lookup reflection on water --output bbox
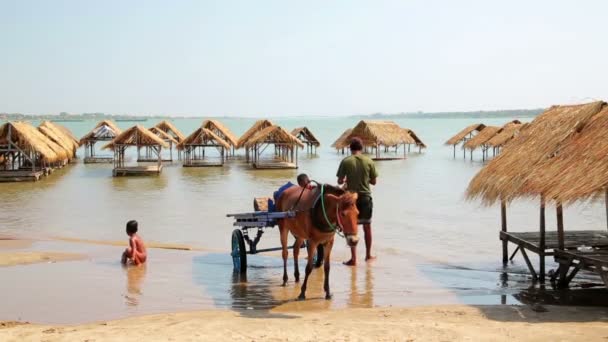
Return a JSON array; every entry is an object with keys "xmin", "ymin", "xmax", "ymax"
[
  {"xmin": 124, "ymin": 265, "xmax": 147, "ymax": 306},
  {"xmin": 349, "ymin": 265, "xmax": 374, "ymax": 307}
]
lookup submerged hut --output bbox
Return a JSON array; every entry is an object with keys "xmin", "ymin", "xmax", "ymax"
[
  {"xmin": 202, "ymin": 120, "xmax": 238, "ymax": 157},
  {"xmin": 347, "ymin": 120, "xmax": 415, "ymax": 160},
  {"xmin": 177, "ymin": 127, "xmax": 231, "ymax": 167},
  {"xmin": 154, "ymin": 120, "xmax": 185, "ymax": 160},
  {"xmin": 445, "ymin": 123, "xmax": 487, "ymax": 158},
  {"xmin": 244, "ymin": 125, "xmax": 304, "ymax": 169},
  {"xmin": 237, "ymin": 120, "xmax": 273, "ymax": 162},
  {"xmin": 79, "ymin": 120, "xmax": 122, "ymax": 163},
  {"xmin": 103, "ymin": 125, "xmax": 169, "ymax": 177},
  {"xmin": 401, "ymin": 128, "xmax": 426, "ymax": 153},
  {"xmin": 144, "ymin": 126, "xmax": 179, "ymax": 162},
  {"xmin": 464, "ymin": 120, "xmax": 521, "ymax": 161},
  {"xmin": 331, "ymin": 128, "xmax": 353, "ymax": 154},
  {"xmin": 0, "ymin": 122, "xmax": 63, "ymax": 181},
  {"xmin": 291, "ymin": 127, "xmax": 320, "ymax": 154},
  {"xmin": 466, "ymin": 101, "xmax": 608, "ymax": 285}
]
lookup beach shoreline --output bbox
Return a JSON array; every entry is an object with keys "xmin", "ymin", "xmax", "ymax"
[{"xmin": 1, "ymin": 305, "xmax": 607, "ymax": 341}]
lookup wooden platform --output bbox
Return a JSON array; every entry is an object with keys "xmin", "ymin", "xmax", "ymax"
[
  {"xmin": 137, "ymin": 158, "xmax": 173, "ymax": 163},
  {"xmin": 84, "ymin": 157, "xmax": 113, "ymax": 164},
  {"xmin": 372, "ymin": 157, "xmax": 406, "ymax": 161},
  {"xmin": 554, "ymin": 249, "xmax": 608, "ymax": 287},
  {"xmin": 183, "ymin": 160, "xmax": 223, "ymax": 167},
  {"xmin": 253, "ymin": 162, "xmax": 297, "ymax": 169},
  {"xmin": 113, "ymin": 165, "xmax": 163, "ymax": 177},
  {"xmin": 0, "ymin": 170, "xmax": 44, "ymax": 182}
]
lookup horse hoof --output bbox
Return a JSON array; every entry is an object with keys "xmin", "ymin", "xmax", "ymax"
[
  {"xmin": 294, "ymin": 277, "xmax": 300, "ymax": 283},
  {"xmin": 298, "ymin": 294, "xmax": 306, "ymax": 301},
  {"xmin": 282, "ymin": 281, "xmax": 287, "ymax": 287},
  {"xmin": 325, "ymin": 294, "xmax": 333, "ymax": 300}
]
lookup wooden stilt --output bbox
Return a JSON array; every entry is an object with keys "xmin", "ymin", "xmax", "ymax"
[
  {"xmin": 539, "ymin": 195, "xmax": 546, "ymax": 283},
  {"xmin": 557, "ymin": 202, "xmax": 565, "ymax": 250},
  {"xmin": 501, "ymin": 200, "xmax": 508, "ymax": 265}
]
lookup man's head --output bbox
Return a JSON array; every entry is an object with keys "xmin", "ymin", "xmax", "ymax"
[
  {"xmin": 126, "ymin": 220, "xmax": 138, "ymax": 236},
  {"xmin": 349, "ymin": 137, "xmax": 363, "ymax": 152},
  {"xmin": 297, "ymin": 173, "xmax": 310, "ymax": 187}
]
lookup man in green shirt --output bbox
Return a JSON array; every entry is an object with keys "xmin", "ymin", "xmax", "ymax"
[{"xmin": 336, "ymin": 137, "xmax": 378, "ymax": 266}]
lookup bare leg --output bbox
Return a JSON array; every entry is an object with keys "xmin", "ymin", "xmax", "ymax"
[
  {"xmin": 324, "ymin": 238, "xmax": 334, "ymax": 299},
  {"xmin": 343, "ymin": 246, "xmax": 357, "ymax": 266},
  {"xmin": 298, "ymin": 241, "xmax": 317, "ymax": 300},
  {"xmin": 122, "ymin": 247, "xmax": 132, "ymax": 265},
  {"xmin": 293, "ymin": 237, "xmax": 304, "ymax": 282},
  {"xmin": 279, "ymin": 224, "xmax": 289, "ymax": 286},
  {"xmin": 364, "ymin": 223, "xmax": 376, "ymax": 261}
]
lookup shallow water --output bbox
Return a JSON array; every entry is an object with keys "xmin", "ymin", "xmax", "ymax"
[{"xmin": 1, "ymin": 116, "xmax": 607, "ymax": 323}]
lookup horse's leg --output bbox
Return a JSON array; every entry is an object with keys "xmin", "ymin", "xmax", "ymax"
[
  {"xmin": 298, "ymin": 240, "xmax": 317, "ymax": 300},
  {"xmin": 279, "ymin": 222, "xmax": 289, "ymax": 286},
  {"xmin": 323, "ymin": 238, "xmax": 334, "ymax": 300},
  {"xmin": 293, "ymin": 237, "xmax": 304, "ymax": 282}
]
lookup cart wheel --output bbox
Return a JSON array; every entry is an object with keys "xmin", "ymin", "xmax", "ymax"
[{"xmin": 231, "ymin": 229, "xmax": 247, "ymax": 274}]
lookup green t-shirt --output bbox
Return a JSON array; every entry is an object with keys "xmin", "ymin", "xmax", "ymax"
[{"xmin": 336, "ymin": 154, "xmax": 378, "ymax": 195}]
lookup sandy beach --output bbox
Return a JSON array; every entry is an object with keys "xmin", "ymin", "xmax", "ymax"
[{"xmin": 1, "ymin": 305, "xmax": 608, "ymax": 341}]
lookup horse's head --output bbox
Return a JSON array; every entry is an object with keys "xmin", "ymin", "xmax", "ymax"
[{"xmin": 327, "ymin": 192, "xmax": 359, "ymax": 247}]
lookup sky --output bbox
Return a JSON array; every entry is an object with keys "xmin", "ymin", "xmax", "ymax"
[{"xmin": 0, "ymin": 0, "xmax": 607, "ymax": 117}]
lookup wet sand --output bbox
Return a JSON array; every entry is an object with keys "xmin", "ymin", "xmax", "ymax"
[
  {"xmin": 2, "ymin": 305, "xmax": 608, "ymax": 341},
  {"xmin": 0, "ymin": 251, "xmax": 84, "ymax": 267}
]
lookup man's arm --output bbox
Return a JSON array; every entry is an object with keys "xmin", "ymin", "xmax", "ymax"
[
  {"xmin": 369, "ymin": 161, "xmax": 378, "ymax": 186},
  {"xmin": 336, "ymin": 160, "xmax": 346, "ymax": 185},
  {"xmin": 370, "ymin": 177, "xmax": 377, "ymax": 185}
]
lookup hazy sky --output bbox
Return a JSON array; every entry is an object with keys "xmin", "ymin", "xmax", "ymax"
[{"xmin": 1, "ymin": 1, "xmax": 606, "ymax": 117}]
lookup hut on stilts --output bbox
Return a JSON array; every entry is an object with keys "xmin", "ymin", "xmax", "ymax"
[
  {"xmin": 347, "ymin": 120, "xmax": 416, "ymax": 160},
  {"xmin": 291, "ymin": 127, "xmax": 321, "ymax": 154},
  {"xmin": 202, "ymin": 120, "xmax": 238, "ymax": 157},
  {"xmin": 445, "ymin": 123, "xmax": 486, "ymax": 159},
  {"xmin": 142, "ymin": 126, "xmax": 179, "ymax": 162},
  {"xmin": 401, "ymin": 128, "xmax": 426, "ymax": 154},
  {"xmin": 0, "ymin": 122, "xmax": 65, "ymax": 181},
  {"xmin": 467, "ymin": 101, "xmax": 608, "ymax": 286},
  {"xmin": 79, "ymin": 120, "xmax": 122, "ymax": 163},
  {"xmin": 177, "ymin": 127, "xmax": 231, "ymax": 167},
  {"xmin": 331, "ymin": 128, "xmax": 353, "ymax": 154},
  {"xmin": 103, "ymin": 125, "xmax": 169, "ymax": 177},
  {"xmin": 243, "ymin": 125, "xmax": 304, "ymax": 169},
  {"xmin": 463, "ymin": 121, "xmax": 521, "ymax": 161},
  {"xmin": 486, "ymin": 122, "xmax": 526, "ymax": 155},
  {"xmin": 154, "ymin": 120, "xmax": 185, "ymax": 160},
  {"xmin": 236, "ymin": 120, "xmax": 273, "ymax": 163}
]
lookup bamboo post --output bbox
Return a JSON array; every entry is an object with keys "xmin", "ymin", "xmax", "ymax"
[
  {"xmin": 539, "ymin": 195, "xmax": 546, "ymax": 283},
  {"xmin": 605, "ymin": 188, "xmax": 608, "ymax": 231},
  {"xmin": 501, "ymin": 200, "xmax": 508, "ymax": 265},
  {"xmin": 557, "ymin": 202, "xmax": 564, "ymax": 250}
]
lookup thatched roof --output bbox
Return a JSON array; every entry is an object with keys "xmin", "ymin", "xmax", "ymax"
[
  {"xmin": 0, "ymin": 122, "xmax": 63, "ymax": 162},
  {"xmin": 346, "ymin": 120, "xmax": 415, "ymax": 147},
  {"xmin": 149, "ymin": 126, "xmax": 179, "ymax": 144},
  {"xmin": 244, "ymin": 125, "xmax": 305, "ymax": 148},
  {"xmin": 291, "ymin": 127, "xmax": 321, "ymax": 147},
  {"xmin": 402, "ymin": 128, "xmax": 426, "ymax": 148},
  {"xmin": 445, "ymin": 124, "xmax": 487, "ymax": 145},
  {"xmin": 463, "ymin": 126, "xmax": 500, "ymax": 150},
  {"xmin": 332, "ymin": 128, "xmax": 353, "ymax": 149},
  {"xmin": 154, "ymin": 120, "xmax": 185, "ymax": 142},
  {"xmin": 103, "ymin": 125, "xmax": 169, "ymax": 150},
  {"xmin": 79, "ymin": 120, "xmax": 122, "ymax": 145},
  {"xmin": 202, "ymin": 120, "xmax": 238, "ymax": 147},
  {"xmin": 486, "ymin": 122, "xmax": 526, "ymax": 147},
  {"xmin": 52, "ymin": 122, "xmax": 79, "ymax": 145},
  {"xmin": 467, "ymin": 101, "xmax": 605, "ymax": 205},
  {"xmin": 237, "ymin": 119, "xmax": 273, "ymax": 148},
  {"xmin": 38, "ymin": 121, "xmax": 78, "ymax": 159},
  {"xmin": 177, "ymin": 127, "xmax": 231, "ymax": 150}
]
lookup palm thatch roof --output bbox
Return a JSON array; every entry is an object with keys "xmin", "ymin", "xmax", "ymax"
[
  {"xmin": 331, "ymin": 128, "xmax": 353, "ymax": 149},
  {"xmin": 154, "ymin": 120, "xmax": 185, "ymax": 142},
  {"xmin": 38, "ymin": 121, "xmax": 78, "ymax": 159},
  {"xmin": 0, "ymin": 122, "xmax": 63, "ymax": 162},
  {"xmin": 348, "ymin": 120, "xmax": 415, "ymax": 147},
  {"xmin": 52, "ymin": 122, "xmax": 79, "ymax": 145},
  {"xmin": 177, "ymin": 127, "xmax": 231, "ymax": 150},
  {"xmin": 467, "ymin": 101, "xmax": 605, "ymax": 205},
  {"xmin": 402, "ymin": 128, "xmax": 426, "ymax": 148},
  {"xmin": 103, "ymin": 125, "xmax": 169, "ymax": 150},
  {"xmin": 237, "ymin": 119, "xmax": 273, "ymax": 148},
  {"xmin": 243, "ymin": 125, "xmax": 304, "ymax": 148},
  {"xmin": 202, "ymin": 120, "xmax": 238, "ymax": 147},
  {"xmin": 149, "ymin": 126, "xmax": 179, "ymax": 144},
  {"xmin": 291, "ymin": 127, "xmax": 321, "ymax": 147},
  {"xmin": 445, "ymin": 124, "xmax": 487, "ymax": 145},
  {"xmin": 463, "ymin": 126, "xmax": 500, "ymax": 150},
  {"xmin": 486, "ymin": 122, "xmax": 526, "ymax": 148},
  {"xmin": 79, "ymin": 120, "xmax": 122, "ymax": 145}
]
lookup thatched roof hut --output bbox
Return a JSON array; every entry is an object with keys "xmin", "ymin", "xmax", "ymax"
[
  {"xmin": 103, "ymin": 125, "xmax": 169, "ymax": 150},
  {"xmin": 463, "ymin": 126, "xmax": 500, "ymax": 150},
  {"xmin": 79, "ymin": 120, "xmax": 122, "ymax": 146},
  {"xmin": 291, "ymin": 127, "xmax": 321, "ymax": 147},
  {"xmin": 154, "ymin": 120, "xmax": 185, "ymax": 143},
  {"xmin": 486, "ymin": 122, "xmax": 526, "ymax": 148},
  {"xmin": 244, "ymin": 125, "xmax": 304, "ymax": 149},
  {"xmin": 445, "ymin": 123, "xmax": 486, "ymax": 146},
  {"xmin": 177, "ymin": 127, "xmax": 231, "ymax": 167},
  {"xmin": 149, "ymin": 126, "xmax": 179, "ymax": 145},
  {"xmin": 237, "ymin": 119, "xmax": 273, "ymax": 149},
  {"xmin": 402, "ymin": 128, "xmax": 426, "ymax": 148},
  {"xmin": 244, "ymin": 125, "xmax": 304, "ymax": 169},
  {"xmin": 331, "ymin": 128, "xmax": 353, "ymax": 150},
  {"xmin": 202, "ymin": 119, "xmax": 238, "ymax": 148},
  {"xmin": 38, "ymin": 121, "xmax": 78, "ymax": 159},
  {"xmin": 348, "ymin": 120, "xmax": 415, "ymax": 147},
  {"xmin": 178, "ymin": 127, "xmax": 231, "ymax": 150},
  {"xmin": 0, "ymin": 121, "xmax": 63, "ymax": 163}
]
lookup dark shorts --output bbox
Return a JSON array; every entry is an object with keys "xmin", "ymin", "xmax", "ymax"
[{"xmin": 356, "ymin": 194, "xmax": 373, "ymax": 224}]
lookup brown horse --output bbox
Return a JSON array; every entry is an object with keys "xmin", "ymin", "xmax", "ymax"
[{"xmin": 276, "ymin": 184, "xmax": 360, "ymax": 300}]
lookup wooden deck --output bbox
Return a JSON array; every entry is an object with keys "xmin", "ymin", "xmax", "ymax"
[
  {"xmin": 501, "ymin": 230, "xmax": 608, "ymax": 281},
  {"xmin": 113, "ymin": 165, "xmax": 163, "ymax": 177},
  {"xmin": 0, "ymin": 170, "xmax": 44, "ymax": 182},
  {"xmin": 253, "ymin": 162, "xmax": 297, "ymax": 169},
  {"xmin": 137, "ymin": 158, "xmax": 173, "ymax": 163},
  {"xmin": 554, "ymin": 249, "xmax": 608, "ymax": 288},
  {"xmin": 183, "ymin": 160, "xmax": 223, "ymax": 167},
  {"xmin": 84, "ymin": 157, "xmax": 113, "ymax": 164},
  {"xmin": 372, "ymin": 157, "xmax": 406, "ymax": 161}
]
